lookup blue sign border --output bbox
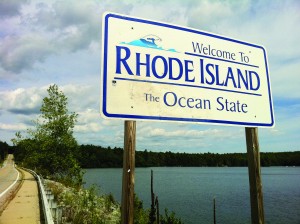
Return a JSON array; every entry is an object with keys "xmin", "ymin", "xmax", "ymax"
[{"xmin": 101, "ymin": 12, "xmax": 275, "ymax": 127}]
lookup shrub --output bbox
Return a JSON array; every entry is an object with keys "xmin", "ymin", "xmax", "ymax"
[{"xmin": 46, "ymin": 181, "xmax": 120, "ymax": 224}]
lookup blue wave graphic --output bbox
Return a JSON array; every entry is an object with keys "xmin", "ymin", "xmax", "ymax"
[
  {"xmin": 128, "ymin": 39, "xmax": 163, "ymax": 49},
  {"xmin": 121, "ymin": 36, "xmax": 178, "ymax": 52}
]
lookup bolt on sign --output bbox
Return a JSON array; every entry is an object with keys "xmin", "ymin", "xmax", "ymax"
[{"xmin": 100, "ymin": 12, "xmax": 275, "ymax": 127}]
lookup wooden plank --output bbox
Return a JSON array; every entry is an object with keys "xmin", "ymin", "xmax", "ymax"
[
  {"xmin": 245, "ymin": 127, "xmax": 265, "ymax": 224},
  {"xmin": 121, "ymin": 120, "xmax": 136, "ymax": 224}
]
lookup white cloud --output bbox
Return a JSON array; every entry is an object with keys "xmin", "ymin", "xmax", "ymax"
[
  {"xmin": 0, "ymin": 0, "xmax": 299, "ymax": 153},
  {"xmin": 187, "ymin": 0, "xmax": 241, "ymax": 31},
  {"xmin": 140, "ymin": 127, "xmax": 219, "ymax": 138},
  {"xmin": 129, "ymin": 1, "xmax": 187, "ymax": 26},
  {"xmin": 0, "ymin": 122, "xmax": 27, "ymax": 131},
  {"xmin": 75, "ymin": 108, "xmax": 102, "ymax": 133},
  {"xmin": 102, "ymin": 119, "xmax": 123, "ymax": 127},
  {"xmin": 0, "ymin": 0, "xmax": 30, "ymax": 18},
  {"xmin": 0, "ymin": 84, "xmax": 98, "ymax": 116},
  {"xmin": 138, "ymin": 124, "xmax": 243, "ymax": 140},
  {"xmin": 62, "ymin": 85, "xmax": 100, "ymax": 114},
  {"xmin": 271, "ymin": 61, "xmax": 300, "ymax": 98},
  {"xmin": 0, "ymin": 86, "xmax": 46, "ymax": 114},
  {"xmin": 75, "ymin": 122, "xmax": 102, "ymax": 133},
  {"xmin": 0, "ymin": 34, "xmax": 55, "ymax": 73},
  {"xmin": 0, "ymin": 0, "xmax": 102, "ymax": 74}
]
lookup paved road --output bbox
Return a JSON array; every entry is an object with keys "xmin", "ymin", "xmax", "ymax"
[{"xmin": 0, "ymin": 154, "xmax": 19, "ymax": 197}]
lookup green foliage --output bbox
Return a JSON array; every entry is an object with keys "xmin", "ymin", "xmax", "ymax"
[
  {"xmin": 0, "ymin": 140, "xmax": 9, "ymax": 163},
  {"xmin": 47, "ymin": 182, "xmax": 120, "ymax": 224},
  {"xmin": 160, "ymin": 209, "xmax": 183, "ymax": 224},
  {"xmin": 134, "ymin": 194, "xmax": 182, "ymax": 224},
  {"xmin": 12, "ymin": 84, "xmax": 83, "ymax": 187},
  {"xmin": 45, "ymin": 182, "xmax": 181, "ymax": 224},
  {"xmin": 12, "ymin": 133, "xmax": 40, "ymax": 168},
  {"xmin": 104, "ymin": 193, "xmax": 117, "ymax": 213},
  {"xmin": 46, "ymin": 182, "xmax": 183, "ymax": 224},
  {"xmin": 134, "ymin": 194, "xmax": 149, "ymax": 224},
  {"xmin": 76, "ymin": 145, "xmax": 300, "ymax": 168}
]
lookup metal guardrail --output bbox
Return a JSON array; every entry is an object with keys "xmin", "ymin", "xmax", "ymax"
[{"xmin": 22, "ymin": 168, "xmax": 54, "ymax": 224}]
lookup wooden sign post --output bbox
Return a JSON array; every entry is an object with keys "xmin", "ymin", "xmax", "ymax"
[
  {"xmin": 245, "ymin": 127, "xmax": 264, "ymax": 224},
  {"xmin": 121, "ymin": 120, "xmax": 136, "ymax": 224}
]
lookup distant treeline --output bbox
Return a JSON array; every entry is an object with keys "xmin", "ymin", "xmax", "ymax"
[
  {"xmin": 75, "ymin": 145, "xmax": 300, "ymax": 168},
  {"xmin": 3, "ymin": 141, "xmax": 299, "ymax": 168}
]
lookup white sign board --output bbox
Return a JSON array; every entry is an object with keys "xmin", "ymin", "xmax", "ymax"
[{"xmin": 101, "ymin": 12, "xmax": 275, "ymax": 127}]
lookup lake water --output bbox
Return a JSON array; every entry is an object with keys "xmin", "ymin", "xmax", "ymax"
[{"xmin": 84, "ymin": 167, "xmax": 300, "ymax": 224}]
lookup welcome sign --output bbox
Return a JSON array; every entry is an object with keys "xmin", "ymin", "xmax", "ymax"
[{"xmin": 101, "ymin": 12, "xmax": 275, "ymax": 127}]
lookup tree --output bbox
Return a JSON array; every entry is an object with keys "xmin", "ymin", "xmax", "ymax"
[
  {"xmin": 13, "ymin": 84, "xmax": 83, "ymax": 187},
  {"xmin": 0, "ymin": 140, "xmax": 9, "ymax": 162}
]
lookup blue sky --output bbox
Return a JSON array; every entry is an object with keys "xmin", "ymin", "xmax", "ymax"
[{"xmin": 0, "ymin": 0, "xmax": 299, "ymax": 153}]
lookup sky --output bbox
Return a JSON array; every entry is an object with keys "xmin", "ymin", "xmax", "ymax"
[{"xmin": 0, "ymin": 0, "xmax": 299, "ymax": 153}]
